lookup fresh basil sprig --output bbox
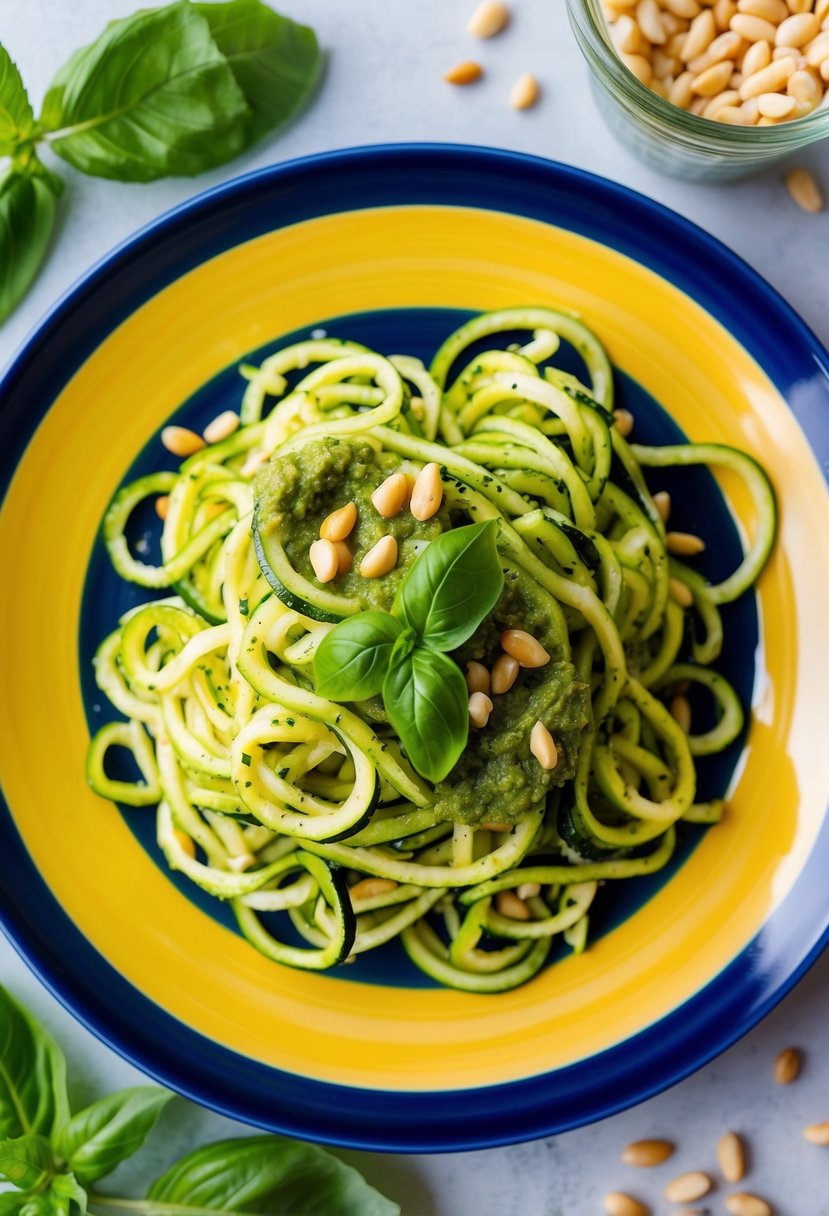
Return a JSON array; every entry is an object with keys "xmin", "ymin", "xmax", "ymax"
[
  {"xmin": 0, "ymin": 0, "xmax": 320, "ymax": 323},
  {"xmin": 0, "ymin": 985, "xmax": 400, "ymax": 1216},
  {"xmin": 315, "ymin": 521, "xmax": 504, "ymax": 783}
]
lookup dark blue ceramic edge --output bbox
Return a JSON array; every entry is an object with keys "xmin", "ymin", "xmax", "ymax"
[{"xmin": 1, "ymin": 144, "xmax": 828, "ymax": 1152}]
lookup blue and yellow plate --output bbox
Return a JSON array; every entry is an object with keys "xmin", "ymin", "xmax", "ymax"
[{"xmin": 1, "ymin": 145, "xmax": 828, "ymax": 1152}]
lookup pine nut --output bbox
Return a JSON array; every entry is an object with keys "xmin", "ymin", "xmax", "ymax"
[
  {"xmin": 742, "ymin": 37, "xmax": 773, "ymax": 73},
  {"xmin": 688, "ymin": 28, "xmax": 745, "ymax": 71},
  {"xmin": 715, "ymin": 0, "xmax": 739, "ymax": 28},
  {"xmin": 467, "ymin": 0, "xmax": 510, "ymax": 37},
  {"xmin": 690, "ymin": 94, "xmax": 709, "ymax": 110},
  {"xmin": 613, "ymin": 407, "xmax": 635, "ymax": 435},
  {"xmin": 444, "ymin": 60, "xmax": 483, "ymax": 84},
  {"xmin": 726, "ymin": 1196, "xmax": 773, "ymax": 1216},
  {"xmin": 334, "ymin": 540, "xmax": 353, "ymax": 576},
  {"xmin": 603, "ymin": 1194, "xmax": 650, "ymax": 1216},
  {"xmin": 823, "ymin": 57, "xmax": 829, "ymax": 78},
  {"xmin": 501, "ymin": 629, "xmax": 550, "ymax": 668},
  {"xmin": 203, "ymin": 410, "xmax": 239, "ymax": 445},
  {"xmin": 639, "ymin": 0, "xmax": 669, "ymax": 41},
  {"xmin": 621, "ymin": 1138, "xmax": 675, "ymax": 1167},
  {"xmin": 665, "ymin": 0, "xmax": 701, "ymax": 17},
  {"xmin": 466, "ymin": 661, "xmax": 491, "ymax": 696},
  {"xmin": 818, "ymin": 0, "xmax": 829, "ymax": 21},
  {"xmin": 772, "ymin": 41, "xmax": 800, "ymax": 55},
  {"xmin": 667, "ymin": 30, "xmax": 691, "ymax": 55},
  {"xmin": 173, "ymin": 829, "xmax": 196, "ymax": 858},
  {"xmin": 622, "ymin": 52, "xmax": 654, "ymax": 82},
  {"xmin": 360, "ymin": 535, "xmax": 398, "ymax": 578},
  {"xmin": 787, "ymin": 0, "xmax": 812, "ymax": 11},
  {"xmin": 739, "ymin": 54, "xmax": 796, "ymax": 95},
  {"xmin": 803, "ymin": 1121, "xmax": 829, "ymax": 1144},
  {"xmin": 320, "ymin": 501, "xmax": 357, "ymax": 542},
  {"xmin": 654, "ymin": 49, "xmax": 681, "ymax": 75},
  {"xmin": 653, "ymin": 490, "xmax": 671, "ymax": 521},
  {"xmin": 350, "ymin": 877, "xmax": 398, "ymax": 900},
  {"xmin": 671, "ymin": 69, "xmax": 696, "ymax": 102},
  {"xmin": 703, "ymin": 87, "xmax": 741, "ymax": 113},
  {"xmin": 717, "ymin": 102, "xmax": 755, "ymax": 117},
  {"xmin": 666, "ymin": 530, "xmax": 706, "ymax": 554},
  {"xmin": 372, "ymin": 473, "xmax": 409, "ymax": 519},
  {"xmin": 530, "ymin": 720, "xmax": 558, "ymax": 770},
  {"xmin": 155, "ymin": 495, "xmax": 170, "ymax": 520},
  {"xmin": 410, "ymin": 462, "xmax": 443, "ymax": 521},
  {"xmin": 718, "ymin": 1130, "xmax": 746, "ymax": 1181},
  {"xmin": 670, "ymin": 693, "xmax": 692, "ymax": 731},
  {"xmin": 741, "ymin": 94, "xmax": 761, "ymax": 117},
  {"xmin": 693, "ymin": 58, "xmax": 735, "ymax": 89},
  {"xmin": 650, "ymin": 77, "xmax": 671, "ymax": 95},
  {"xmin": 758, "ymin": 89, "xmax": 796, "ymax": 112},
  {"xmin": 496, "ymin": 890, "xmax": 532, "ymax": 920},
  {"xmin": 469, "ymin": 691, "xmax": 494, "ymax": 728},
  {"xmin": 161, "ymin": 426, "xmax": 205, "ymax": 457},
  {"xmin": 804, "ymin": 31, "xmax": 829, "ymax": 66},
  {"xmin": 669, "ymin": 576, "xmax": 694, "ymax": 606},
  {"xmin": 517, "ymin": 881, "xmax": 541, "ymax": 899},
  {"xmin": 682, "ymin": 7, "xmax": 718, "ymax": 57},
  {"xmin": 731, "ymin": 12, "xmax": 778, "ymax": 39},
  {"xmin": 774, "ymin": 1045, "xmax": 803, "ymax": 1083},
  {"xmin": 510, "ymin": 72, "xmax": 541, "ymax": 108},
  {"xmin": 491, "ymin": 652, "xmax": 520, "ymax": 693},
  {"xmin": 310, "ymin": 538, "xmax": 339, "ymax": 583},
  {"xmin": 785, "ymin": 167, "xmax": 824, "ymax": 212},
  {"xmin": 788, "ymin": 67, "xmax": 822, "ymax": 99},
  {"xmin": 738, "ymin": 0, "xmax": 787, "ymax": 19},
  {"xmin": 663, "ymin": 1172, "xmax": 712, "ymax": 1203},
  {"xmin": 776, "ymin": 10, "xmax": 819, "ymax": 43},
  {"xmin": 615, "ymin": 13, "xmax": 651, "ymax": 52}
]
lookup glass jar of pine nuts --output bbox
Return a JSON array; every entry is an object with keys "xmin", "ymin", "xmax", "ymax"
[{"xmin": 567, "ymin": 0, "xmax": 829, "ymax": 180}]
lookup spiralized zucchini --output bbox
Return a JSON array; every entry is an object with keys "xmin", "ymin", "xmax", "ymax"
[{"xmin": 87, "ymin": 308, "xmax": 775, "ymax": 993}]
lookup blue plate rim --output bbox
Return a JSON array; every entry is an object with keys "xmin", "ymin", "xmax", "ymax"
[{"xmin": 1, "ymin": 142, "xmax": 828, "ymax": 1153}]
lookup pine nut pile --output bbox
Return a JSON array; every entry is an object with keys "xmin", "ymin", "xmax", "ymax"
[
  {"xmin": 602, "ymin": 0, "xmax": 829, "ymax": 126},
  {"xmin": 602, "ymin": 1045, "xmax": 829, "ymax": 1216},
  {"xmin": 443, "ymin": 3, "xmax": 542, "ymax": 111}
]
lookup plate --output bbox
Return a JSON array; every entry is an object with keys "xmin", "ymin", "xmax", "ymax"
[{"xmin": 1, "ymin": 145, "xmax": 828, "ymax": 1152}]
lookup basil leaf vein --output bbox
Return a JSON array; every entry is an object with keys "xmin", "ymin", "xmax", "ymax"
[
  {"xmin": 314, "ymin": 611, "xmax": 402, "ymax": 702},
  {"xmin": 0, "ymin": 1134, "xmax": 53, "ymax": 1192},
  {"xmin": 0, "ymin": 986, "xmax": 68, "ymax": 1140},
  {"xmin": 383, "ymin": 648, "xmax": 469, "ymax": 784}
]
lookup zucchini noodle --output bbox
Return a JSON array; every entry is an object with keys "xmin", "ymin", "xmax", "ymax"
[{"xmin": 87, "ymin": 308, "xmax": 775, "ymax": 993}]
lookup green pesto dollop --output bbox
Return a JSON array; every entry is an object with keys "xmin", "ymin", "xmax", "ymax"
[{"xmin": 253, "ymin": 437, "xmax": 447, "ymax": 612}]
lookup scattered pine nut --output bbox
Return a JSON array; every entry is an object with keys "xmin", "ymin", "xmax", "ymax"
[
  {"xmin": 666, "ymin": 530, "xmax": 706, "ymax": 555},
  {"xmin": 468, "ymin": 691, "xmax": 494, "ymax": 729},
  {"xmin": 155, "ymin": 495, "xmax": 170, "ymax": 520},
  {"xmin": 360, "ymin": 535, "xmax": 398, "ymax": 578},
  {"xmin": 613, "ymin": 407, "xmax": 635, "ymax": 436},
  {"xmin": 669, "ymin": 576, "xmax": 694, "ymax": 607},
  {"xmin": 410, "ymin": 462, "xmax": 444, "ymax": 520},
  {"xmin": 444, "ymin": 60, "xmax": 484, "ymax": 84},
  {"xmin": 372, "ymin": 473, "xmax": 409, "ymax": 519},
  {"xmin": 334, "ymin": 540, "xmax": 353, "ymax": 576},
  {"xmin": 491, "ymin": 652, "xmax": 520, "ymax": 693},
  {"xmin": 774, "ymin": 1045, "xmax": 803, "ymax": 1083},
  {"xmin": 161, "ymin": 425, "xmax": 205, "ymax": 457},
  {"xmin": 309, "ymin": 538, "xmax": 339, "ymax": 583},
  {"xmin": 495, "ymin": 890, "xmax": 532, "ymax": 920},
  {"xmin": 350, "ymin": 877, "xmax": 398, "ymax": 901},
  {"xmin": 621, "ymin": 1138, "xmax": 675, "ymax": 1167},
  {"xmin": 320, "ymin": 501, "xmax": 358, "ymax": 542},
  {"xmin": 501, "ymin": 629, "xmax": 550, "ymax": 668},
  {"xmin": 663, "ymin": 1171, "xmax": 712, "ymax": 1203},
  {"xmin": 603, "ymin": 1194, "xmax": 650, "ymax": 1216},
  {"xmin": 203, "ymin": 410, "xmax": 240, "ymax": 445},
  {"xmin": 653, "ymin": 490, "xmax": 671, "ymax": 521},
  {"xmin": 726, "ymin": 1195, "xmax": 774, "ymax": 1216},
  {"xmin": 517, "ymin": 881, "xmax": 541, "ymax": 899},
  {"xmin": 530, "ymin": 720, "xmax": 558, "ymax": 770},
  {"xmin": 803, "ymin": 1121, "xmax": 829, "ymax": 1145},
  {"xmin": 670, "ymin": 693, "xmax": 692, "ymax": 732},
  {"xmin": 173, "ymin": 830, "xmax": 196, "ymax": 858},
  {"xmin": 510, "ymin": 72, "xmax": 540, "ymax": 109},
  {"xmin": 466, "ymin": 661, "xmax": 491, "ymax": 696},
  {"xmin": 785, "ymin": 167, "xmax": 825, "ymax": 212},
  {"xmin": 467, "ymin": 0, "xmax": 510, "ymax": 38},
  {"xmin": 717, "ymin": 1130, "xmax": 746, "ymax": 1182}
]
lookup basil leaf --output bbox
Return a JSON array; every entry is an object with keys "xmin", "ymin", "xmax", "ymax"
[
  {"xmin": 395, "ymin": 521, "xmax": 504, "ymax": 652},
  {"xmin": 54, "ymin": 1086, "xmax": 171, "ymax": 1186},
  {"xmin": 48, "ymin": 1174, "xmax": 87, "ymax": 1216},
  {"xmin": 314, "ymin": 611, "xmax": 402, "ymax": 702},
  {"xmin": 0, "ymin": 169, "xmax": 57, "ymax": 324},
  {"xmin": 193, "ymin": 0, "xmax": 320, "ymax": 147},
  {"xmin": 0, "ymin": 986, "xmax": 68, "ymax": 1139},
  {"xmin": 0, "ymin": 1135, "xmax": 53, "ymax": 1191},
  {"xmin": 383, "ymin": 647, "xmax": 468, "ymax": 783},
  {"xmin": 147, "ymin": 1135, "xmax": 400, "ymax": 1215},
  {"xmin": 0, "ymin": 45, "xmax": 34, "ymax": 155},
  {"xmin": 41, "ymin": 3, "xmax": 251, "ymax": 182}
]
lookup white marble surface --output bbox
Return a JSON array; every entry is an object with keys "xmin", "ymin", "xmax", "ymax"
[{"xmin": 1, "ymin": 2, "xmax": 828, "ymax": 1213}]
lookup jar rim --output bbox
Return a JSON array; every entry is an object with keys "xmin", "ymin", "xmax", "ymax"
[{"xmin": 567, "ymin": 0, "xmax": 829, "ymax": 146}]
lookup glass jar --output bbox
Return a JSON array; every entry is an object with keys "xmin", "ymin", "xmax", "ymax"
[{"xmin": 566, "ymin": 0, "xmax": 829, "ymax": 181}]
